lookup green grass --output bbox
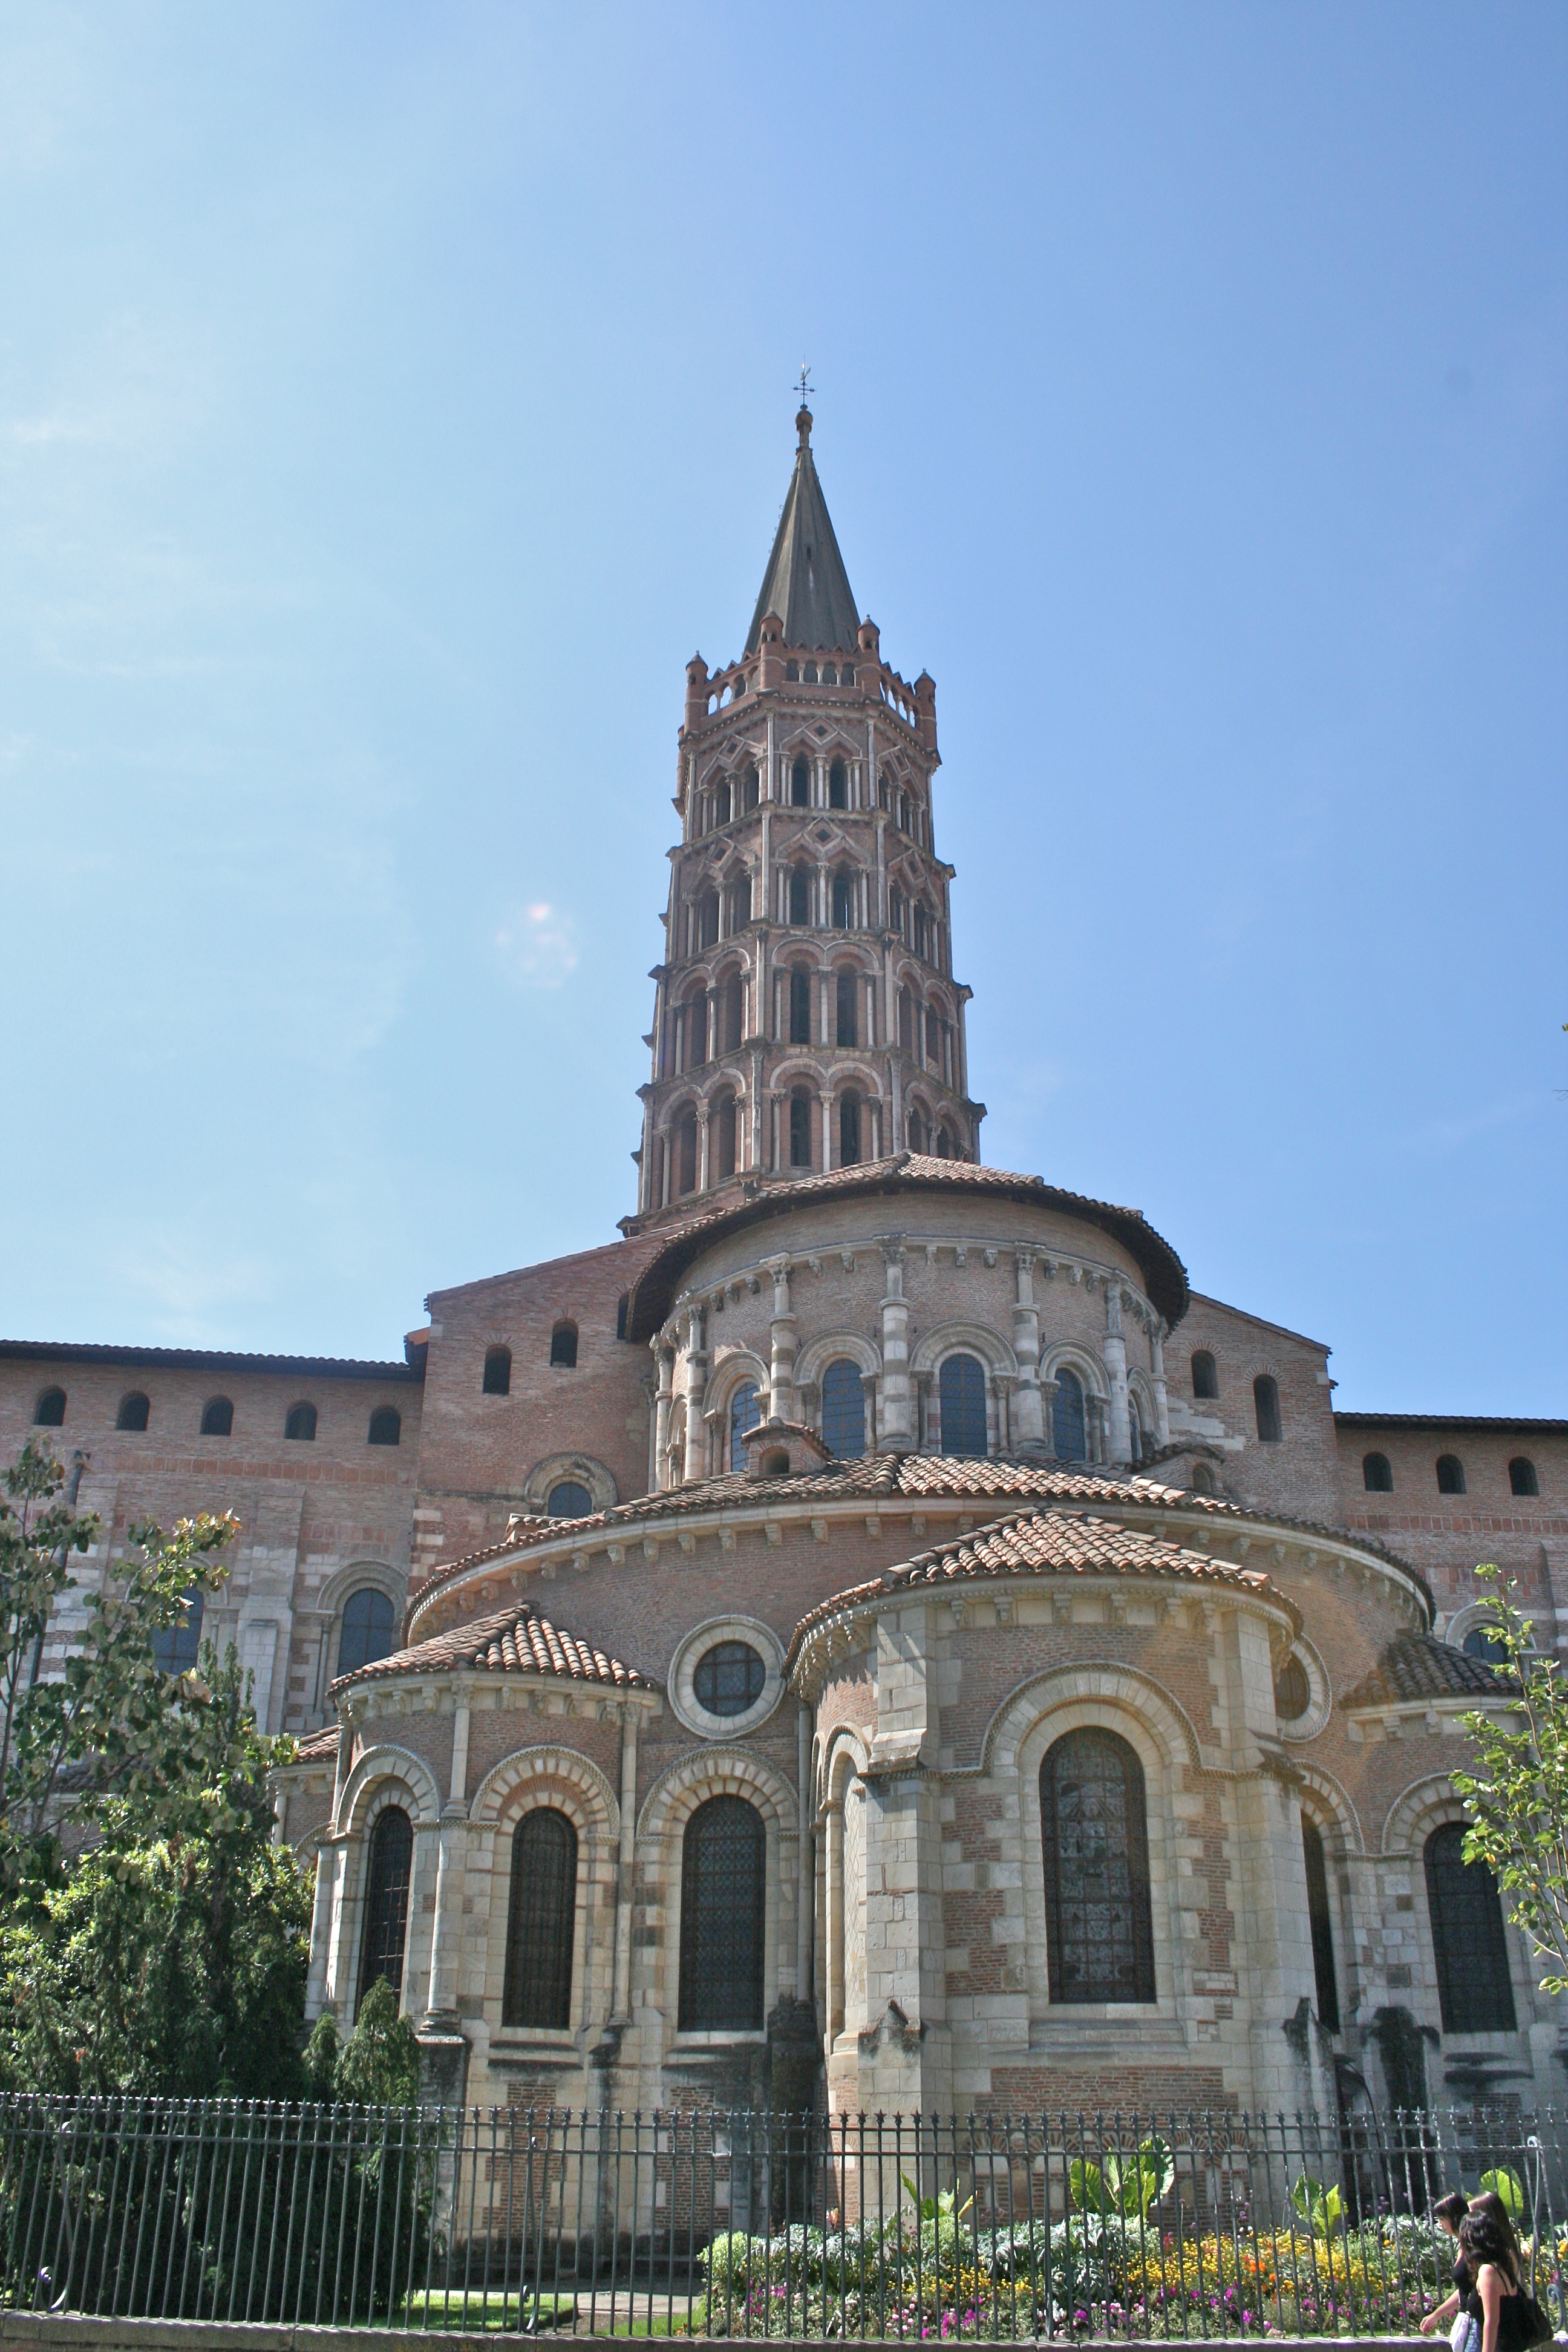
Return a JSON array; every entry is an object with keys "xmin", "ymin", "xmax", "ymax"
[{"xmin": 397, "ymin": 2287, "xmax": 577, "ymax": 2330}]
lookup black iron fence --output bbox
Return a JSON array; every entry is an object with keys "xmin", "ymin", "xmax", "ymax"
[{"xmin": 2, "ymin": 2096, "xmax": 1567, "ymax": 2337}]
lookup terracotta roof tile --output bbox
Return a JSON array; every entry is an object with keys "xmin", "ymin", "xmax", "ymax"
[
  {"xmin": 285, "ymin": 1725, "xmax": 341, "ymax": 1765},
  {"xmin": 787, "ymin": 1507, "xmax": 1298, "ymax": 1661},
  {"xmin": 332, "ymin": 1599, "xmax": 653, "ymax": 1696},
  {"xmin": 1342, "ymin": 1633, "xmax": 1511, "ymax": 1709}
]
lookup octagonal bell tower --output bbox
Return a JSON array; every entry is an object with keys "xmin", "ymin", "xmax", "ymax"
[{"xmin": 627, "ymin": 404, "xmax": 984, "ymax": 1228}]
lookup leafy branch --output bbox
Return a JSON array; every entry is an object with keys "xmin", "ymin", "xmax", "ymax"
[{"xmin": 1451, "ymin": 1564, "xmax": 1568, "ymax": 1996}]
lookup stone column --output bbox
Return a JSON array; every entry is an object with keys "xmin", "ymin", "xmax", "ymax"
[
  {"xmin": 305, "ymin": 1838, "xmax": 338, "ymax": 2019},
  {"xmin": 423, "ymin": 1812, "xmax": 468, "ymax": 2027},
  {"xmin": 1150, "ymin": 1324, "xmax": 1171, "ymax": 1443},
  {"xmin": 1010, "ymin": 1249, "xmax": 1045, "ymax": 1452},
  {"xmin": 612, "ymin": 1702, "xmax": 639, "ymax": 2021},
  {"xmin": 1105, "ymin": 1284, "xmax": 1132, "ymax": 1463},
  {"xmin": 652, "ymin": 1345, "xmax": 675, "ymax": 1491},
  {"xmin": 697, "ymin": 1105, "xmax": 711, "ymax": 1192},
  {"xmin": 682, "ymin": 1307, "xmax": 708, "ymax": 1485},
  {"xmin": 767, "ymin": 1259, "xmax": 797, "ymax": 1423},
  {"xmin": 857, "ymin": 1603, "xmax": 952, "ymax": 2114},
  {"xmin": 878, "ymin": 1243, "xmax": 912, "ymax": 1447},
  {"xmin": 769, "ymin": 1091, "xmax": 783, "ymax": 1173},
  {"xmin": 820, "ymin": 1088, "xmax": 834, "ymax": 1172}
]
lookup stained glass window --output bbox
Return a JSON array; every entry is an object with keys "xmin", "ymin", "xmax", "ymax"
[
  {"xmin": 503, "ymin": 1808, "xmax": 577, "ymax": 2030},
  {"xmin": 729, "ymin": 1382, "xmax": 761, "ymax": 1469},
  {"xmin": 679, "ymin": 1795, "xmax": 765, "ymax": 2030},
  {"xmin": 939, "ymin": 1353, "xmax": 987, "ymax": 1457},
  {"xmin": 1053, "ymin": 1367, "xmax": 1087, "ymax": 1462},
  {"xmin": 693, "ymin": 1641, "xmax": 766, "ymax": 1716},
  {"xmin": 151, "ymin": 1590, "xmax": 204, "ymax": 1676},
  {"xmin": 822, "ymin": 1359, "xmax": 866, "ymax": 1459},
  {"xmin": 338, "ymin": 1587, "xmax": 395, "ymax": 1676},
  {"xmin": 358, "ymin": 1806, "xmax": 413, "ymax": 2014},
  {"xmin": 1425, "ymin": 1823, "xmax": 1517, "ymax": 2033},
  {"xmin": 1040, "ymin": 1729, "xmax": 1155, "ymax": 2004},
  {"xmin": 1301, "ymin": 1814, "xmax": 1340, "ymax": 2030}
]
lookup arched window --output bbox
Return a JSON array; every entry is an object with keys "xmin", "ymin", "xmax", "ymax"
[
  {"xmin": 831, "ymin": 871, "xmax": 855, "ymax": 929},
  {"xmin": 906, "ymin": 1105, "xmax": 927, "ymax": 1154},
  {"xmin": 714, "ymin": 779, "xmax": 731, "ymax": 827},
  {"xmin": 483, "ymin": 1345, "xmax": 512, "ymax": 1396},
  {"xmin": 838, "ymin": 1089, "xmax": 862, "ymax": 1166},
  {"xmin": 742, "ymin": 767, "xmax": 760, "ymax": 812},
  {"xmin": 1253, "ymin": 1375, "xmax": 1281, "ymax": 1443},
  {"xmin": 924, "ymin": 1004, "xmax": 940, "ymax": 1066},
  {"xmin": 1462, "ymin": 1623, "xmax": 1508, "ymax": 1665},
  {"xmin": 828, "ymin": 759, "xmax": 848, "ymax": 808},
  {"xmin": 1040, "ymin": 1728, "xmax": 1155, "ymax": 2003},
  {"xmin": 791, "ymin": 757, "xmax": 810, "ymax": 808},
  {"xmin": 789, "ymin": 1090, "xmax": 812, "ymax": 1168},
  {"xmin": 720, "ymin": 972, "xmax": 745, "ymax": 1052},
  {"xmin": 889, "ymin": 885, "xmax": 904, "ymax": 937},
  {"xmin": 697, "ymin": 892, "xmax": 719, "ymax": 952},
  {"xmin": 116, "ymin": 1392, "xmax": 150, "ymax": 1433},
  {"xmin": 1301, "ymin": 1815, "xmax": 1340, "ymax": 2030},
  {"xmin": 616, "ymin": 1292, "xmax": 629, "ymax": 1341},
  {"xmin": 151, "ymin": 1589, "xmax": 204, "ymax": 1676},
  {"xmin": 935, "ymin": 1124, "xmax": 953, "ymax": 1158},
  {"xmin": 549, "ymin": 1321, "xmax": 578, "ymax": 1369},
  {"xmin": 1509, "ymin": 1457, "xmax": 1539, "ymax": 1498},
  {"xmin": 913, "ymin": 904, "xmax": 929, "ymax": 959},
  {"xmin": 200, "ymin": 1396, "xmax": 234, "ymax": 1438},
  {"xmin": 822, "ymin": 1357, "xmax": 866, "ymax": 1459},
  {"xmin": 1191, "ymin": 1462, "xmax": 1218, "ymax": 1495},
  {"xmin": 687, "ymin": 990, "xmax": 708, "ymax": 1065},
  {"xmin": 678, "ymin": 1795, "xmax": 765, "ymax": 2030},
  {"xmin": 835, "ymin": 969, "xmax": 858, "ymax": 1046},
  {"xmin": 675, "ymin": 1112, "xmax": 698, "ymax": 1195},
  {"xmin": 1424, "ymin": 1822, "xmax": 1516, "ymax": 2033},
  {"xmin": 1436, "ymin": 1453, "xmax": 1466, "ymax": 1495},
  {"xmin": 338, "ymin": 1587, "xmax": 396, "ymax": 1676},
  {"xmin": 729, "ymin": 1382, "xmax": 761, "ymax": 1470},
  {"xmin": 1275, "ymin": 1654, "xmax": 1311, "ymax": 1722},
  {"xmin": 1362, "ymin": 1451, "xmax": 1393, "ymax": 1492},
  {"xmin": 1127, "ymin": 1394, "xmax": 1143, "ymax": 1464},
  {"xmin": 898, "ymin": 987, "xmax": 915, "ymax": 1053},
  {"xmin": 898, "ymin": 791, "xmax": 912, "ymax": 832},
  {"xmin": 939, "ymin": 1353, "xmax": 987, "ymax": 1458},
  {"xmin": 1191, "ymin": 1350, "xmax": 1218, "ymax": 1400},
  {"xmin": 1052, "ymin": 1367, "xmax": 1087, "ymax": 1462},
  {"xmin": 547, "ymin": 1480, "xmax": 593, "ymax": 1518},
  {"xmin": 367, "ymin": 1406, "xmax": 401, "ymax": 1447},
  {"xmin": 503, "ymin": 1808, "xmax": 578, "ymax": 2029},
  {"xmin": 358, "ymin": 1806, "xmax": 413, "ymax": 2014},
  {"xmin": 284, "ymin": 1400, "xmax": 317, "ymax": 1442},
  {"xmin": 788, "ymin": 866, "xmax": 811, "ymax": 926},
  {"xmin": 712, "ymin": 1093, "xmax": 737, "ymax": 1181},
  {"xmin": 33, "ymin": 1387, "xmax": 67, "ymax": 1428},
  {"xmin": 789, "ymin": 967, "xmax": 813, "ymax": 1043}
]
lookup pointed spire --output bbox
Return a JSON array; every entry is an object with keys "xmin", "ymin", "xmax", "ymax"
[{"xmin": 744, "ymin": 405, "xmax": 861, "ymax": 656}]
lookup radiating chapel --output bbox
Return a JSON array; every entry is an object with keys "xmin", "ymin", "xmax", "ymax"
[{"xmin": 4, "ymin": 407, "xmax": 1565, "ymax": 2121}]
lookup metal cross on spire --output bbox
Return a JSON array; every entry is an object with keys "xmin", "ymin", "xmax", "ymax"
[{"xmin": 794, "ymin": 363, "xmax": 814, "ymax": 408}]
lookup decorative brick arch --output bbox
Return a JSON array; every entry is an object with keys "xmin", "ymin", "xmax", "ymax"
[
  {"xmin": 795, "ymin": 1331, "xmax": 882, "ymax": 1390},
  {"xmin": 1293, "ymin": 1759, "xmax": 1364, "ymax": 1856},
  {"xmin": 1382, "ymin": 1771, "xmax": 1469, "ymax": 1857},
  {"xmin": 637, "ymin": 1745, "xmax": 797, "ymax": 1847},
  {"xmin": 521, "ymin": 1451, "xmax": 618, "ymax": 1514},
  {"xmin": 909, "ymin": 1322, "xmax": 1019, "ymax": 1380},
  {"xmin": 1039, "ymin": 1339, "xmax": 1111, "ymax": 1399},
  {"xmin": 982, "ymin": 1659, "xmax": 1203, "ymax": 1783},
  {"xmin": 336, "ymin": 1743, "xmax": 441, "ymax": 1837},
  {"xmin": 469, "ymin": 1743, "xmax": 619, "ymax": 1840}
]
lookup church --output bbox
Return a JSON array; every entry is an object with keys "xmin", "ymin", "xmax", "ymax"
[{"xmin": 3, "ymin": 405, "xmax": 1564, "ymax": 2121}]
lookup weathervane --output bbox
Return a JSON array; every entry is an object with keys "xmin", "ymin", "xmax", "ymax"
[{"xmin": 794, "ymin": 363, "xmax": 814, "ymax": 407}]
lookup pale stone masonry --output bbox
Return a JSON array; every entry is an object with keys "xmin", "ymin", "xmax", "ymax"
[{"xmin": 2, "ymin": 407, "xmax": 1564, "ymax": 2121}]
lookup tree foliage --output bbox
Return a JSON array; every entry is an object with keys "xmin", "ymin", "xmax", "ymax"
[
  {"xmin": 1452, "ymin": 1563, "xmax": 1568, "ymax": 1996},
  {"xmin": 0, "ymin": 1438, "xmax": 316, "ymax": 2097}
]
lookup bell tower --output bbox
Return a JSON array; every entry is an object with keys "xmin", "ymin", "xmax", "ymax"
[{"xmin": 629, "ymin": 404, "xmax": 983, "ymax": 1227}]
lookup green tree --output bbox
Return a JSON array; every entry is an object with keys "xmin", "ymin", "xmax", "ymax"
[
  {"xmin": 0, "ymin": 1437, "xmax": 247, "ymax": 1887},
  {"xmin": 0, "ymin": 1438, "xmax": 313, "ymax": 2096},
  {"xmin": 1452, "ymin": 1564, "xmax": 1568, "ymax": 1995}
]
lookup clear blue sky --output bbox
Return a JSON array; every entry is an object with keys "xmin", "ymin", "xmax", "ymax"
[{"xmin": 4, "ymin": 3, "xmax": 1564, "ymax": 1414}]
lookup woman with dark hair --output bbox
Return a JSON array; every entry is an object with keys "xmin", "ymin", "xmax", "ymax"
[
  {"xmin": 1457, "ymin": 2206, "xmax": 1550, "ymax": 2352},
  {"xmin": 1422, "ymin": 2192, "xmax": 1475, "ymax": 2350}
]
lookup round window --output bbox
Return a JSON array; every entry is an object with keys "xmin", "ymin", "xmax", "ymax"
[
  {"xmin": 693, "ymin": 1640, "xmax": 766, "ymax": 1718},
  {"xmin": 1274, "ymin": 1655, "xmax": 1312, "ymax": 1722}
]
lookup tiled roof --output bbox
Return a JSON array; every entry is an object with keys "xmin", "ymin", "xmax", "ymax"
[
  {"xmin": 286, "ymin": 1725, "xmax": 341, "ymax": 1765},
  {"xmin": 623, "ymin": 1154, "xmax": 1190, "ymax": 1334},
  {"xmin": 332, "ymin": 1599, "xmax": 653, "ymax": 1696},
  {"xmin": 407, "ymin": 1454, "xmax": 1246, "ymax": 1598},
  {"xmin": 1336, "ymin": 1411, "xmax": 1568, "ymax": 1435},
  {"xmin": 0, "ymin": 1338, "xmax": 419, "ymax": 1381},
  {"xmin": 1342, "ymin": 1633, "xmax": 1511, "ymax": 1709},
  {"xmin": 788, "ymin": 1507, "xmax": 1298, "ymax": 1659}
]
